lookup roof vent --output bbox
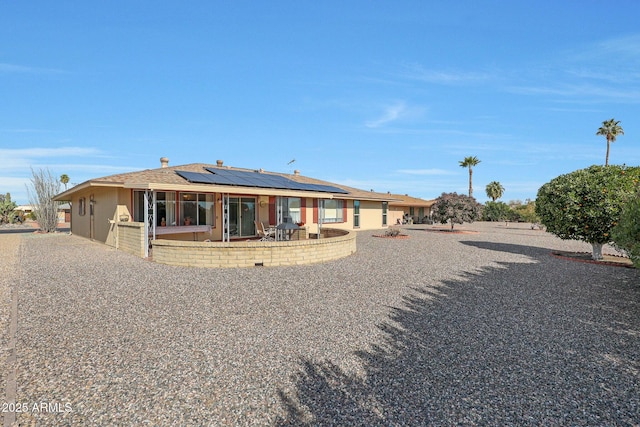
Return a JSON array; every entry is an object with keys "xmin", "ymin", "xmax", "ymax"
[
  {"xmin": 160, "ymin": 157, "xmax": 169, "ymax": 168},
  {"xmin": 294, "ymin": 169, "xmax": 300, "ymax": 176},
  {"xmin": 216, "ymin": 159, "xmax": 224, "ymax": 167}
]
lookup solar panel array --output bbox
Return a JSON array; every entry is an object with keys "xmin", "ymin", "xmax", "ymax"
[{"xmin": 175, "ymin": 168, "xmax": 349, "ymax": 194}]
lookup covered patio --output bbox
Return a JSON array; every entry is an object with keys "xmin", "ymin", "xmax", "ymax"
[{"xmin": 54, "ymin": 159, "xmax": 398, "ymax": 266}]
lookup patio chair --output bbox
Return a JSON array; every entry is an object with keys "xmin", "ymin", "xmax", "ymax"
[{"xmin": 255, "ymin": 220, "xmax": 275, "ymax": 241}]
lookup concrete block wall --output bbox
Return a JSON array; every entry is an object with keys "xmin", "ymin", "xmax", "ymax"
[
  {"xmin": 117, "ymin": 222, "xmax": 146, "ymax": 258},
  {"xmin": 152, "ymin": 228, "xmax": 356, "ymax": 268}
]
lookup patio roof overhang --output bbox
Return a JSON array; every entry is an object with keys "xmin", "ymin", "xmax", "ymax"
[
  {"xmin": 388, "ymin": 201, "xmax": 435, "ymax": 207},
  {"xmin": 124, "ymin": 182, "xmax": 400, "ymax": 202},
  {"xmin": 53, "ymin": 180, "xmax": 401, "ymax": 203}
]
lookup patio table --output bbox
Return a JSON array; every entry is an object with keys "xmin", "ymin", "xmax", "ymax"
[{"xmin": 276, "ymin": 222, "xmax": 300, "ymax": 240}]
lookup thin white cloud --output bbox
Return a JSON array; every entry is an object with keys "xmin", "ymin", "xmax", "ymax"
[
  {"xmin": 0, "ymin": 147, "xmax": 107, "ymax": 173},
  {"xmin": 399, "ymin": 64, "xmax": 491, "ymax": 84},
  {"xmin": 575, "ymin": 34, "xmax": 640, "ymax": 61},
  {"xmin": 0, "ymin": 62, "xmax": 65, "ymax": 74},
  {"xmin": 365, "ymin": 102, "xmax": 408, "ymax": 128},
  {"xmin": 505, "ymin": 83, "xmax": 640, "ymax": 102},
  {"xmin": 0, "ymin": 146, "xmax": 102, "ymax": 160},
  {"xmin": 397, "ymin": 168, "xmax": 457, "ymax": 176}
]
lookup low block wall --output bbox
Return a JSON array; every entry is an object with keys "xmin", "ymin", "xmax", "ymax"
[
  {"xmin": 152, "ymin": 228, "xmax": 356, "ymax": 268},
  {"xmin": 117, "ymin": 222, "xmax": 146, "ymax": 258}
]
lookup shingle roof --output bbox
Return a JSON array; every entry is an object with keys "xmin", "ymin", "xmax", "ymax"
[
  {"xmin": 55, "ymin": 162, "xmax": 400, "ymax": 202},
  {"xmin": 387, "ymin": 193, "xmax": 436, "ymax": 207}
]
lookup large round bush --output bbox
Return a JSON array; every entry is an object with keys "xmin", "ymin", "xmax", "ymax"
[{"xmin": 535, "ymin": 165, "xmax": 640, "ymax": 259}]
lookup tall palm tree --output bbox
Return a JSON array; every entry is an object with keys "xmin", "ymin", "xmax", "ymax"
[
  {"xmin": 485, "ymin": 181, "xmax": 505, "ymax": 201},
  {"xmin": 596, "ymin": 118, "xmax": 624, "ymax": 166},
  {"xmin": 60, "ymin": 174, "xmax": 70, "ymax": 190},
  {"xmin": 459, "ymin": 156, "xmax": 481, "ymax": 198}
]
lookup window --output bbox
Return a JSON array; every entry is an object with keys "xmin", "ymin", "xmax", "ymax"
[
  {"xmin": 409, "ymin": 207, "xmax": 415, "ymax": 216},
  {"xmin": 180, "ymin": 193, "xmax": 215, "ymax": 226},
  {"xmin": 283, "ymin": 197, "xmax": 301, "ymax": 223},
  {"xmin": 382, "ymin": 201, "xmax": 388, "ymax": 226},
  {"xmin": 323, "ymin": 199, "xmax": 344, "ymax": 223},
  {"xmin": 78, "ymin": 197, "xmax": 86, "ymax": 216},
  {"xmin": 353, "ymin": 200, "xmax": 360, "ymax": 227},
  {"xmin": 156, "ymin": 192, "xmax": 176, "ymax": 226},
  {"xmin": 133, "ymin": 191, "xmax": 145, "ymax": 222},
  {"xmin": 133, "ymin": 191, "xmax": 215, "ymax": 226},
  {"xmin": 228, "ymin": 197, "xmax": 256, "ymax": 237}
]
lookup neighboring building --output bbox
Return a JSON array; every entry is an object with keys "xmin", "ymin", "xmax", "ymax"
[
  {"xmin": 53, "ymin": 158, "xmax": 400, "ymax": 254},
  {"xmin": 15, "ymin": 203, "xmax": 71, "ymax": 223},
  {"xmin": 388, "ymin": 193, "xmax": 435, "ymax": 225}
]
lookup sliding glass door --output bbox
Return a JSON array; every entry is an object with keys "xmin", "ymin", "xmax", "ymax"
[{"xmin": 229, "ymin": 197, "xmax": 256, "ymax": 237}]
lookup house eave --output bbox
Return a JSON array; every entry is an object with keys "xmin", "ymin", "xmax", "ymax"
[{"xmin": 53, "ymin": 181, "xmax": 124, "ymax": 201}]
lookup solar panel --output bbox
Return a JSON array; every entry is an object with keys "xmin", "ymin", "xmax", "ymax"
[
  {"xmin": 175, "ymin": 171, "xmax": 218, "ymax": 184},
  {"xmin": 174, "ymin": 168, "xmax": 350, "ymax": 194}
]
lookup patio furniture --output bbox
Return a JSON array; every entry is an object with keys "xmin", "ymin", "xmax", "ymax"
[
  {"xmin": 276, "ymin": 221, "xmax": 300, "ymax": 240},
  {"xmin": 255, "ymin": 221, "xmax": 275, "ymax": 241}
]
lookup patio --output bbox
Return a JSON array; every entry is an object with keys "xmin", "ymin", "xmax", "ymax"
[{"xmin": 151, "ymin": 227, "xmax": 355, "ymax": 268}]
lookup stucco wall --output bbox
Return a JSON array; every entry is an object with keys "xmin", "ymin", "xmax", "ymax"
[
  {"xmin": 152, "ymin": 228, "xmax": 356, "ymax": 268},
  {"xmin": 69, "ymin": 187, "xmax": 131, "ymax": 245}
]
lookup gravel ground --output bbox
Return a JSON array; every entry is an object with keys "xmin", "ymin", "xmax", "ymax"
[{"xmin": 1, "ymin": 223, "xmax": 639, "ymax": 426}]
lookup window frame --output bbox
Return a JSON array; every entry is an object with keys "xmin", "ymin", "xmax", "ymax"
[
  {"xmin": 78, "ymin": 197, "xmax": 86, "ymax": 216},
  {"xmin": 353, "ymin": 200, "xmax": 360, "ymax": 228},
  {"xmin": 322, "ymin": 199, "xmax": 344, "ymax": 223},
  {"xmin": 382, "ymin": 201, "xmax": 388, "ymax": 226}
]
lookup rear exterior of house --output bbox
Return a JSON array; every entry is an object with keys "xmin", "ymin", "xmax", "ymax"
[{"xmin": 54, "ymin": 160, "xmax": 399, "ymax": 251}]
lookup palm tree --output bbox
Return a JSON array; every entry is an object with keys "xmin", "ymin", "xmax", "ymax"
[
  {"xmin": 485, "ymin": 181, "xmax": 505, "ymax": 201},
  {"xmin": 60, "ymin": 174, "xmax": 70, "ymax": 190},
  {"xmin": 596, "ymin": 118, "xmax": 624, "ymax": 166},
  {"xmin": 459, "ymin": 156, "xmax": 481, "ymax": 198}
]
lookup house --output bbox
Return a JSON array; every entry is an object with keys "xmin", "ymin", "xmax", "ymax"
[
  {"xmin": 53, "ymin": 158, "xmax": 401, "ymax": 261},
  {"xmin": 387, "ymin": 193, "xmax": 435, "ymax": 225}
]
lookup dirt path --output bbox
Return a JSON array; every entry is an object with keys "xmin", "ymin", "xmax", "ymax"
[{"xmin": 0, "ymin": 234, "xmax": 21, "ymax": 427}]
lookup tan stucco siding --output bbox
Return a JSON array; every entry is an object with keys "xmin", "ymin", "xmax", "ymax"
[
  {"xmin": 70, "ymin": 187, "xmax": 133, "ymax": 245},
  {"xmin": 305, "ymin": 199, "xmax": 387, "ymax": 232},
  {"xmin": 357, "ymin": 200, "xmax": 388, "ymax": 230}
]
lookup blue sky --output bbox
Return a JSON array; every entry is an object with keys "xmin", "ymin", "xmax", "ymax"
[{"xmin": 2, "ymin": 1, "xmax": 639, "ymax": 205}]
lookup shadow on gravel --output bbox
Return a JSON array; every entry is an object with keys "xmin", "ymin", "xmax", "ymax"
[
  {"xmin": 459, "ymin": 240, "xmax": 550, "ymax": 258},
  {"xmin": 276, "ymin": 256, "xmax": 640, "ymax": 425}
]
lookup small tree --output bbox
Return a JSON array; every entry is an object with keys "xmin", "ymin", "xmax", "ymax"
[
  {"xmin": 509, "ymin": 199, "xmax": 540, "ymax": 224},
  {"xmin": 610, "ymin": 190, "xmax": 640, "ymax": 268},
  {"xmin": 431, "ymin": 192, "xmax": 482, "ymax": 230},
  {"xmin": 483, "ymin": 201, "xmax": 511, "ymax": 222},
  {"xmin": 27, "ymin": 168, "xmax": 61, "ymax": 232},
  {"xmin": 536, "ymin": 165, "xmax": 640, "ymax": 260},
  {"xmin": 0, "ymin": 193, "xmax": 18, "ymax": 224}
]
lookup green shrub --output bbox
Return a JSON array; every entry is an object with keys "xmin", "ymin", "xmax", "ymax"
[
  {"xmin": 483, "ymin": 201, "xmax": 511, "ymax": 221},
  {"xmin": 536, "ymin": 165, "xmax": 640, "ymax": 259},
  {"xmin": 611, "ymin": 191, "xmax": 640, "ymax": 268}
]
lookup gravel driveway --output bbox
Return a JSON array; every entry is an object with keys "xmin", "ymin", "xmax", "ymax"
[{"xmin": 1, "ymin": 223, "xmax": 639, "ymax": 426}]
